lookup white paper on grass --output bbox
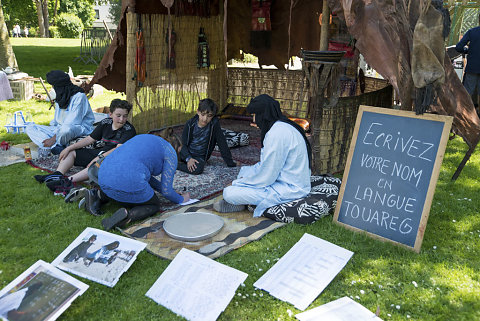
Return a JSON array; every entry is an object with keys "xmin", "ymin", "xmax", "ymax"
[
  {"xmin": 52, "ymin": 227, "xmax": 146, "ymax": 287},
  {"xmin": 0, "ymin": 260, "xmax": 88, "ymax": 321},
  {"xmin": 146, "ymin": 248, "xmax": 248, "ymax": 321},
  {"xmin": 253, "ymin": 233, "xmax": 354, "ymax": 311},
  {"xmin": 180, "ymin": 198, "xmax": 200, "ymax": 206},
  {"xmin": 296, "ymin": 296, "xmax": 383, "ymax": 321}
]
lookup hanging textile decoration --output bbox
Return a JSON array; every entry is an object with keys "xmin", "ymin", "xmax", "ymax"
[
  {"xmin": 161, "ymin": 0, "xmax": 175, "ymax": 69},
  {"xmin": 197, "ymin": 27, "xmax": 210, "ymax": 68},
  {"xmin": 165, "ymin": 28, "xmax": 177, "ymax": 69},
  {"xmin": 251, "ymin": 0, "xmax": 272, "ymax": 49},
  {"xmin": 134, "ymin": 17, "xmax": 146, "ymax": 87}
]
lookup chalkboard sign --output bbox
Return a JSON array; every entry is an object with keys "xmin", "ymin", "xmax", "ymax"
[{"xmin": 333, "ymin": 106, "xmax": 453, "ymax": 252}]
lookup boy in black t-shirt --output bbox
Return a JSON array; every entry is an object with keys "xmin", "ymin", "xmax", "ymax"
[
  {"xmin": 178, "ymin": 98, "xmax": 236, "ymax": 175},
  {"xmin": 34, "ymin": 99, "xmax": 136, "ymax": 194}
]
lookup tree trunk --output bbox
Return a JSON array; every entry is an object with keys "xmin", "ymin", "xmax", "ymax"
[
  {"xmin": 36, "ymin": 0, "xmax": 46, "ymax": 37},
  {"xmin": 42, "ymin": 0, "xmax": 50, "ymax": 38},
  {"xmin": 0, "ymin": 0, "xmax": 18, "ymax": 68},
  {"xmin": 52, "ymin": 0, "xmax": 59, "ymax": 25}
]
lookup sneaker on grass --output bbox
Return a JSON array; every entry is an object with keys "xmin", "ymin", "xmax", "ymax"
[
  {"xmin": 65, "ymin": 187, "xmax": 88, "ymax": 203},
  {"xmin": 46, "ymin": 176, "xmax": 70, "ymax": 192},
  {"xmin": 50, "ymin": 178, "xmax": 75, "ymax": 197},
  {"xmin": 34, "ymin": 171, "xmax": 63, "ymax": 183},
  {"xmin": 84, "ymin": 189, "xmax": 103, "ymax": 216}
]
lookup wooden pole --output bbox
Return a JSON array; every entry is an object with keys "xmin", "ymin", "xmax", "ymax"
[
  {"xmin": 39, "ymin": 77, "xmax": 55, "ymax": 110},
  {"xmin": 126, "ymin": 11, "xmax": 136, "ymax": 107},
  {"xmin": 451, "ymin": 144, "xmax": 477, "ymax": 180},
  {"xmin": 319, "ymin": 1, "xmax": 330, "ymax": 51},
  {"xmin": 102, "ymin": 20, "xmax": 113, "ymax": 41}
]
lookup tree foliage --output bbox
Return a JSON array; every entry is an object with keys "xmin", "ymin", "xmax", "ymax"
[
  {"xmin": 108, "ymin": 0, "xmax": 122, "ymax": 25},
  {"xmin": 57, "ymin": 0, "xmax": 95, "ymax": 28},
  {"xmin": 3, "ymin": 0, "xmax": 96, "ymax": 34},
  {"xmin": 56, "ymin": 12, "xmax": 83, "ymax": 38},
  {"xmin": 2, "ymin": 0, "xmax": 37, "ymax": 32}
]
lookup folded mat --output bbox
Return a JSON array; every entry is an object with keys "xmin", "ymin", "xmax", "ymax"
[{"xmin": 120, "ymin": 195, "xmax": 285, "ymax": 260}]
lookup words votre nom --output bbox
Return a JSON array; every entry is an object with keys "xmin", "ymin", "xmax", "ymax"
[{"xmin": 359, "ymin": 122, "xmax": 436, "ymax": 188}]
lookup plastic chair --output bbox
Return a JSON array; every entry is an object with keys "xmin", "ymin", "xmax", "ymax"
[{"xmin": 4, "ymin": 111, "xmax": 34, "ymax": 134}]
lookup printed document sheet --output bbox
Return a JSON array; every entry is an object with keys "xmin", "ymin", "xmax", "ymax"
[
  {"xmin": 146, "ymin": 248, "xmax": 248, "ymax": 321},
  {"xmin": 253, "ymin": 233, "xmax": 353, "ymax": 310},
  {"xmin": 296, "ymin": 296, "xmax": 383, "ymax": 321}
]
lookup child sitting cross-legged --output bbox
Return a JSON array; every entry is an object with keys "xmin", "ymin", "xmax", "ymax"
[
  {"xmin": 178, "ymin": 98, "xmax": 236, "ymax": 175},
  {"xmin": 34, "ymin": 99, "xmax": 136, "ymax": 197}
]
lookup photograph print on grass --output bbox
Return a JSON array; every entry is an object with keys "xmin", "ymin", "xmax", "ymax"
[
  {"xmin": 0, "ymin": 260, "xmax": 88, "ymax": 321},
  {"xmin": 52, "ymin": 227, "xmax": 146, "ymax": 287}
]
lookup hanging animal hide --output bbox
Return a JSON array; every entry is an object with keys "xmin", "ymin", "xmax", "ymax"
[
  {"xmin": 412, "ymin": 3, "xmax": 446, "ymax": 114},
  {"xmin": 328, "ymin": 0, "xmax": 480, "ymax": 151}
]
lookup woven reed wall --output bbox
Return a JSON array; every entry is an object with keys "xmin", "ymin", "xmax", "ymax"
[
  {"xmin": 314, "ymin": 85, "xmax": 393, "ymax": 174},
  {"xmin": 225, "ymin": 67, "xmax": 393, "ymax": 174},
  {"xmin": 226, "ymin": 68, "xmax": 390, "ymax": 118},
  {"xmin": 126, "ymin": 13, "xmax": 226, "ymax": 133},
  {"xmin": 226, "ymin": 68, "xmax": 309, "ymax": 118}
]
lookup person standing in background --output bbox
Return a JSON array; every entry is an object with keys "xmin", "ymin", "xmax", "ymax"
[
  {"xmin": 456, "ymin": 13, "xmax": 480, "ymax": 114},
  {"xmin": 13, "ymin": 24, "xmax": 21, "ymax": 37}
]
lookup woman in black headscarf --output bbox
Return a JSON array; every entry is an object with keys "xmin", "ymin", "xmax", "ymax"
[
  {"xmin": 46, "ymin": 70, "xmax": 85, "ymax": 109},
  {"xmin": 25, "ymin": 70, "xmax": 95, "ymax": 155},
  {"xmin": 214, "ymin": 94, "xmax": 311, "ymax": 216}
]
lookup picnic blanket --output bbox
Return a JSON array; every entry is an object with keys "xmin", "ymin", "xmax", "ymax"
[{"xmin": 120, "ymin": 195, "xmax": 285, "ymax": 260}]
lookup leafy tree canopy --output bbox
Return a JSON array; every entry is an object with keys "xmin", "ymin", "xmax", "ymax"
[
  {"xmin": 58, "ymin": 0, "xmax": 96, "ymax": 28},
  {"xmin": 108, "ymin": 0, "xmax": 122, "ymax": 25},
  {"xmin": 3, "ymin": 0, "xmax": 96, "ymax": 32},
  {"xmin": 3, "ymin": 0, "xmax": 37, "ymax": 30}
]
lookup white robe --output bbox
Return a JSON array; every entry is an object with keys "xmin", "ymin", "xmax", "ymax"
[
  {"xmin": 26, "ymin": 92, "xmax": 94, "ymax": 148},
  {"xmin": 223, "ymin": 121, "xmax": 311, "ymax": 217}
]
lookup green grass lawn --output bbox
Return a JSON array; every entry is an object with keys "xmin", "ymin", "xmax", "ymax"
[
  {"xmin": 0, "ymin": 39, "xmax": 479, "ymax": 321},
  {"xmin": 10, "ymin": 38, "xmax": 98, "ymax": 78}
]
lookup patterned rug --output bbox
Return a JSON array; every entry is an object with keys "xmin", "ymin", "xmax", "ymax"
[
  {"xmin": 120, "ymin": 195, "xmax": 285, "ymax": 260},
  {"xmin": 154, "ymin": 156, "xmax": 242, "ymax": 212}
]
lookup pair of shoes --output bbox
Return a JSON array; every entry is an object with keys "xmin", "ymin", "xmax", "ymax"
[
  {"xmin": 213, "ymin": 199, "xmax": 246, "ymax": 213},
  {"xmin": 84, "ymin": 189, "xmax": 103, "ymax": 216},
  {"xmin": 34, "ymin": 171, "xmax": 63, "ymax": 183},
  {"xmin": 65, "ymin": 187, "xmax": 87, "ymax": 203},
  {"xmin": 102, "ymin": 208, "xmax": 129, "ymax": 231}
]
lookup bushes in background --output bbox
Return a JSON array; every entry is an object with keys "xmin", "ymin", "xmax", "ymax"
[
  {"xmin": 48, "ymin": 26, "xmax": 60, "ymax": 38},
  {"xmin": 55, "ymin": 13, "xmax": 84, "ymax": 38}
]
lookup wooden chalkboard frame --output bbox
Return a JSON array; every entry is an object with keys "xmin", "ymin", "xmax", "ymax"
[{"xmin": 333, "ymin": 105, "xmax": 453, "ymax": 252}]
